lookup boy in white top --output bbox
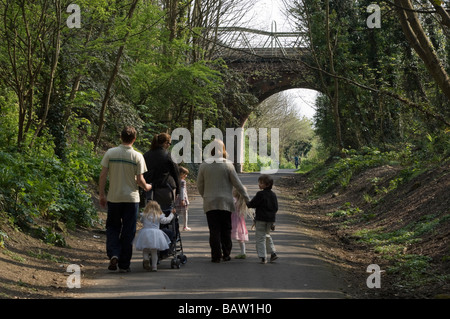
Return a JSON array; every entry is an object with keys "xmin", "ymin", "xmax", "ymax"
[{"xmin": 99, "ymin": 126, "xmax": 152, "ymax": 272}]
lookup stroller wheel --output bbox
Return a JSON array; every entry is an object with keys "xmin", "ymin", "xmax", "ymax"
[
  {"xmin": 178, "ymin": 254, "xmax": 187, "ymax": 264},
  {"xmin": 171, "ymin": 258, "xmax": 181, "ymax": 269}
]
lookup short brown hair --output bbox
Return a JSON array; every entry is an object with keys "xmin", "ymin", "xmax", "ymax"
[
  {"xmin": 121, "ymin": 126, "xmax": 137, "ymax": 144},
  {"xmin": 258, "ymin": 174, "xmax": 274, "ymax": 189}
]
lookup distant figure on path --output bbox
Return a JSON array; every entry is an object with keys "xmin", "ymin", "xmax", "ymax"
[{"xmin": 99, "ymin": 126, "xmax": 152, "ymax": 272}]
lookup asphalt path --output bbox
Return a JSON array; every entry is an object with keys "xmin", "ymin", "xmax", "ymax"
[{"xmin": 78, "ymin": 169, "xmax": 345, "ymax": 299}]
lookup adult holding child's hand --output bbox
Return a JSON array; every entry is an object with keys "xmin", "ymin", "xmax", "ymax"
[
  {"xmin": 99, "ymin": 126, "xmax": 152, "ymax": 272},
  {"xmin": 197, "ymin": 139, "xmax": 250, "ymax": 263}
]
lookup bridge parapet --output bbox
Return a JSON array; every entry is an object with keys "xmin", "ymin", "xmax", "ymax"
[
  {"xmin": 214, "ymin": 26, "xmax": 306, "ymax": 59},
  {"xmin": 210, "ymin": 26, "xmax": 319, "ymax": 122}
]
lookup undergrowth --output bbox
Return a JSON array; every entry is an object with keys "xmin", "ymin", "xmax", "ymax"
[
  {"xmin": 301, "ymin": 145, "xmax": 450, "ymax": 295},
  {"xmin": 311, "ymin": 147, "xmax": 402, "ymax": 194},
  {"xmin": 0, "ymin": 132, "xmax": 101, "ymax": 247}
]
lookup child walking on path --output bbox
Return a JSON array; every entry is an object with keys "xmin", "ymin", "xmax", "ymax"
[
  {"xmin": 175, "ymin": 166, "xmax": 190, "ymax": 231},
  {"xmin": 247, "ymin": 174, "xmax": 279, "ymax": 264},
  {"xmin": 134, "ymin": 201, "xmax": 174, "ymax": 271},
  {"xmin": 231, "ymin": 187, "xmax": 251, "ymax": 259}
]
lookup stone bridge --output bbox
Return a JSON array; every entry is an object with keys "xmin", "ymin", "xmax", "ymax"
[
  {"xmin": 208, "ymin": 26, "xmax": 320, "ymax": 171},
  {"xmin": 214, "ymin": 26, "xmax": 320, "ymax": 126}
]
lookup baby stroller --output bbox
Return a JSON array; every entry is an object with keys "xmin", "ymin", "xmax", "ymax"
[
  {"xmin": 160, "ymin": 208, "xmax": 187, "ymax": 269},
  {"xmin": 146, "ymin": 187, "xmax": 187, "ymax": 269}
]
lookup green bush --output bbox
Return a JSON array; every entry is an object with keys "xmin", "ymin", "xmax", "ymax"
[
  {"xmin": 0, "ymin": 145, "xmax": 99, "ymax": 230},
  {"xmin": 327, "ymin": 202, "xmax": 363, "ymax": 218},
  {"xmin": 35, "ymin": 226, "xmax": 67, "ymax": 247}
]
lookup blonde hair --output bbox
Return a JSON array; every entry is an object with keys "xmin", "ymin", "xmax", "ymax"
[
  {"xmin": 142, "ymin": 200, "xmax": 163, "ymax": 222},
  {"xmin": 179, "ymin": 166, "xmax": 189, "ymax": 176},
  {"xmin": 233, "ymin": 187, "xmax": 252, "ymax": 218},
  {"xmin": 210, "ymin": 139, "xmax": 228, "ymax": 159}
]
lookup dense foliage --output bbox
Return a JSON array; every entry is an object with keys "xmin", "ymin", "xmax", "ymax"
[
  {"xmin": 0, "ymin": 1, "xmax": 228, "ymax": 234},
  {"xmin": 288, "ymin": 0, "xmax": 450, "ymax": 156}
]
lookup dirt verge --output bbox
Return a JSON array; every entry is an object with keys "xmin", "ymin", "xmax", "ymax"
[{"xmin": 276, "ymin": 161, "xmax": 450, "ymax": 298}]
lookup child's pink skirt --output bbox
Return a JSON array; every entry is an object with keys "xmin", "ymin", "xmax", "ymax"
[{"xmin": 231, "ymin": 213, "xmax": 248, "ymax": 242}]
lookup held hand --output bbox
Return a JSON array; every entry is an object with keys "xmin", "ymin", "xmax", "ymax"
[{"xmin": 145, "ymin": 183, "xmax": 152, "ymax": 192}]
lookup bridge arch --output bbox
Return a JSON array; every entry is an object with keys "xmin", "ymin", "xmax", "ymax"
[
  {"xmin": 210, "ymin": 27, "xmax": 322, "ymax": 171},
  {"xmin": 214, "ymin": 27, "xmax": 321, "ymax": 125}
]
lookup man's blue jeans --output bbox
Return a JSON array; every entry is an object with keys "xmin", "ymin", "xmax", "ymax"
[{"xmin": 106, "ymin": 202, "xmax": 138, "ymax": 270}]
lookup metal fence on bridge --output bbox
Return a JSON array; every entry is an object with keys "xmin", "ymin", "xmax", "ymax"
[{"xmin": 214, "ymin": 23, "xmax": 306, "ymax": 59}]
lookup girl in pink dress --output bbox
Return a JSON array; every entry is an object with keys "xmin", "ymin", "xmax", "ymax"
[{"xmin": 231, "ymin": 187, "xmax": 252, "ymax": 259}]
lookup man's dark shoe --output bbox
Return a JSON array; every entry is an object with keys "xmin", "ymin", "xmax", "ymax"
[{"xmin": 108, "ymin": 256, "xmax": 118, "ymax": 271}]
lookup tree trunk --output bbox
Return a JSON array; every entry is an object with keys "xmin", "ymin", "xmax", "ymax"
[
  {"xmin": 394, "ymin": 0, "xmax": 450, "ymax": 101},
  {"xmin": 63, "ymin": 26, "xmax": 94, "ymax": 131},
  {"xmin": 94, "ymin": 0, "xmax": 140, "ymax": 150},
  {"xmin": 325, "ymin": 0, "xmax": 343, "ymax": 154},
  {"xmin": 30, "ymin": 0, "xmax": 62, "ymax": 148}
]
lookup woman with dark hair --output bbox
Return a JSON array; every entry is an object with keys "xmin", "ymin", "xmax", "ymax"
[{"xmin": 143, "ymin": 133, "xmax": 180, "ymax": 211}]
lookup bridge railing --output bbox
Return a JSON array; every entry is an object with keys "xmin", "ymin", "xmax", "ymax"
[{"xmin": 214, "ymin": 26, "xmax": 306, "ymax": 59}]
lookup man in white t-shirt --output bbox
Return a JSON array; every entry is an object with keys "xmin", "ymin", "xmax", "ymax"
[{"xmin": 99, "ymin": 126, "xmax": 152, "ymax": 272}]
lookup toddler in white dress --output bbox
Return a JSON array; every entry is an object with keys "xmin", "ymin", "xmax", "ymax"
[{"xmin": 135, "ymin": 200, "xmax": 174, "ymax": 271}]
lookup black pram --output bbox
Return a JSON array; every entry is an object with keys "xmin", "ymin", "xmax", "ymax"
[
  {"xmin": 159, "ymin": 207, "xmax": 187, "ymax": 269},
  {"xmin": 146, "ymin": 188, "xmax": 187, "ymax": 269}
]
